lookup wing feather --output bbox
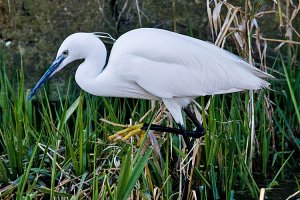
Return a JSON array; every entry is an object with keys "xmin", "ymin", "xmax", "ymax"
[{"xmin": 109, "ymin": 28, "xmax": 271, "ymax": 99}]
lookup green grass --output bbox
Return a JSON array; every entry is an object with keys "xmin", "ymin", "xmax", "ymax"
[
  {"xmin": 0, "ymin": 45, "xmax": 299, "ymax": 200},
  {"xmin": 1, "ymin": 1, "xmax": 300, "ymax": 198}
]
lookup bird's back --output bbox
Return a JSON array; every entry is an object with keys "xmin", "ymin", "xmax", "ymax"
[{"xmin": 107, "ymin": 28, "xmax": 271, "ymax": 99}]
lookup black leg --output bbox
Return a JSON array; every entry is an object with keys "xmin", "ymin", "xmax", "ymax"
[
  {"xmin": 142, "ymin": 107, "xmax": 205, "ymax": 139},
  {"xmin": 183, "ymin": 107, "xmax": 205, "ymax": 138},
  {"xmin": 142, "ymin": 123, "xmax": 192, "ymax": 151},
  {"xmin": 142, "ymin": 123, "xmax": 182, "ymax": 135},
  {"xmin": 142, "ymin": 123, "xmax": 204, "ymax": 139},
  {"xmin": 178, "ymin": 124, "xmax": 192, "ymax": 152}
]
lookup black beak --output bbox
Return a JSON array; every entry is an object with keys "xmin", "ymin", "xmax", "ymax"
[{"xmin": 27, "ymin": 55, "xmax": 65, "ymax": 100}]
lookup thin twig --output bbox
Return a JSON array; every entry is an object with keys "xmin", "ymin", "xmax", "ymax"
[
  {"xmin": 286, "ymin": 190, "xmax": 300, "ymax": 200},
  {"xmin": 100, "ymin": 118, "xmax": 128, "ymax": 127},
  {"xmin": 252, "ymin": 35, "xmax": 300, "ymax": 45}
]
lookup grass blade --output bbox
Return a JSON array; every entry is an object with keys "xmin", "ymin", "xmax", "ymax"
[
  {"xmin": 280, "ymin": 54, "xmax": 300, "ymax": 125},
  {"xmin": 122, "ymin": 148, "xmax": 153, "ymax": 200}
]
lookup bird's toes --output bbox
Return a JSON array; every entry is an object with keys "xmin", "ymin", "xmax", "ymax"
[
  {"xmin": 107, "ymin": 133, "xmax": 120, "ymax": 141},
  {"xmin": 108, "ymin": 123, "xmax": 144, "ymax": 142},
  {"xmin": 121, "ymin": 128, "xmax": 141, "ymax": 141}
]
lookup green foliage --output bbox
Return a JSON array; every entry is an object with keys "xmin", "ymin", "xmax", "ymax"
[
  {"xmin": 1, "ymin": 0, "xmax": 300, "ymax": 196},
  {"xmin": 0, "ymin": 46, "xmax": 299, "ymax": 200}
]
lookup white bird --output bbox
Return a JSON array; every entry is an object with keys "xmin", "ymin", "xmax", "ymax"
[{"xmin": 27, "ymin": 28, "xmax": 272, "ymax": 146}]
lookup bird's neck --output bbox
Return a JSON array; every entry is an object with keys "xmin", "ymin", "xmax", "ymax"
[{"xmin": 75, "ymin": 51, "xmax": 107, "ymax": 95}]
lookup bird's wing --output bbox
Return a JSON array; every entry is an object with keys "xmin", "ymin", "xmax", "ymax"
[
  {"xmin": 111, "ymin": 28, "xmax": 271, "ymax": 99},
  {"xmin": 134, "ymin": 47, "xmax": 269, "ymax": 99},
  {"xmin": 133, "ymin": 56, "xmax": 251, "ymax": 99}
]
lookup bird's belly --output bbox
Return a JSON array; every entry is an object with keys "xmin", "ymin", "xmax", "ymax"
[
  {"xmin": 114, "ymin": 82, "xmax": 159, "ymax": 100},
  {"xmin": 88, "ymin": 78, "xmax": 159, "ymax": 100}
]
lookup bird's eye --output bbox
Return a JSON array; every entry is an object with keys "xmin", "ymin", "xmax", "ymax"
[{"xmin": 62, "ymin": 50, "xmax": 69, "ymax": 57}]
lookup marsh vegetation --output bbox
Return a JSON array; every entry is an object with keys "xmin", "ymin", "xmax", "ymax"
[{"xmin": 0, "ymin": 0, "xmax": 299, "ymax": 199}]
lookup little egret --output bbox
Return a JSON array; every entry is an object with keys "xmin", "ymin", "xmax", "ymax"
[{"xmin": 27, "ymin": 28, "xmax": 272, "ymax": 149}]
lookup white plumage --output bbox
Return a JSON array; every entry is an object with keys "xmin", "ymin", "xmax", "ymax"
[{"xmin": 28, "ymin": 28, "xmax": 272, "ymax": 125}]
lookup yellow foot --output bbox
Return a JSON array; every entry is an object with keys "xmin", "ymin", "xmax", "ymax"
[{"xmin": 108, "ymin": 123, "xmax": 146, "ymax": 143}]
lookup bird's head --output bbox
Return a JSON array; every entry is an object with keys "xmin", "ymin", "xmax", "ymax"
[{"xmin": 27, "ymin": 33, "xmax": 104, "ymax": 100}]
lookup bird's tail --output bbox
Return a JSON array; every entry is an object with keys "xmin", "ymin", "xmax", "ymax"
[{"xmin": 239, "ymin": 62, "xmax": 274, "ymax": 79}]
